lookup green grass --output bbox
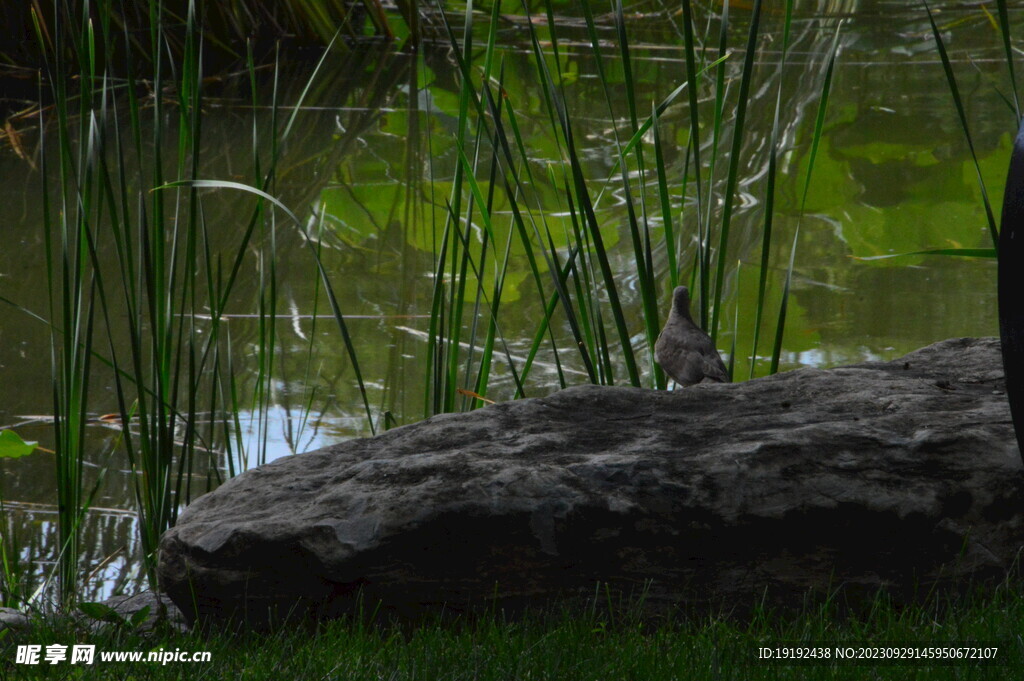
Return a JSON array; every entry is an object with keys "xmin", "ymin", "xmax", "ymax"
[{"xmin": 2, "ymin": 581, "xmax": 1023, "ymax": 680}]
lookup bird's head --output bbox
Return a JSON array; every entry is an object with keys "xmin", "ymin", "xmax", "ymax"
[{"xmin": 672, "ymin": 286, "xmax": 692, "ymax": 318}]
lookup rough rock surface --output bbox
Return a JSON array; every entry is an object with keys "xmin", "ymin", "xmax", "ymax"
[
  {"xmin": 86, "ymin": 591, "xmax": 188, "ymax": 633},
  {"xmin": 0, "ymin": 607, "xmax": 31, "ymax": 632},
  {"xmin": 159, "ymin": 337, "xmax": 1024, "ymax": 627},
  {"xmin": 0, "ymin": 591, "xmax": 185, "ymax": 635}
]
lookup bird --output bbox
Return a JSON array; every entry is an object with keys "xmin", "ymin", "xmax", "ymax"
[{"xmin": 654, "ymin": 286, "xmax": 731, "ymax": 388}]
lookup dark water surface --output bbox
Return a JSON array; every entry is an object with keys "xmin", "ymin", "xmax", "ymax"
[{"xmin": 0, "ymin": 0, "xmax": 1017, "ymax": 601}]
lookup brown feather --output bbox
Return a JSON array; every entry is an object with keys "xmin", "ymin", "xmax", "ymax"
[{"xmin": 654, "ymin": 286, "xmax": 730, "ymax": 387}]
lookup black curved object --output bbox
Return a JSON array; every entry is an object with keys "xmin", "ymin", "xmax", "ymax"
[{"xmin": 998, "ymin": 117, "xmax": 1024, "ymax": 467}]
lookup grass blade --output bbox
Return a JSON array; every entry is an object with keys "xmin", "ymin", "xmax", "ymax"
[{"xmin": 924, "ymin": 0, "xmax": 999, "ymax": 246}]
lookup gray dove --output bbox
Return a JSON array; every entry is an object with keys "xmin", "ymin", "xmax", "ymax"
[{"xmin": 654, "ymin": 286, "xmax": 730, "ymax": 387}]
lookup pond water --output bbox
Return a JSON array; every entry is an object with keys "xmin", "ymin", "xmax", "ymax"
[{"xmin": 0, "ymin": 0, "xmax": 1017, "ymax": 602}]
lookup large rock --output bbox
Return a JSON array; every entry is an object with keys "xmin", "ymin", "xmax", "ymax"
[
  {"xmin": 0, "ymin": 591, "xmax": 186, "ymax": 635},
  {"xmin": 84, "ymin": 591, "xmax": 188, "ymax": 634},
  {"xmin": 159, "ymin": 337, "xmax": 1024, "ymax": 627}
]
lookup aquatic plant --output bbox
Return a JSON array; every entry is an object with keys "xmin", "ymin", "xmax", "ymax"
[{"xmin": 416, "ymin": 0, "xmax": 842, "ymax": 414}]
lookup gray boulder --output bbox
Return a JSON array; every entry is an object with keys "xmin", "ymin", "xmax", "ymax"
[
  {"xmin": 159, "ymin": 337, "xmax": 1024, "ymax": 627},
  {"xmin": 83, "ymin": 591, "xmax": 188, "ymax": 633},
  {"xmin": 0, "ymin": 591, "xmax": 186, "ymax": 634},
  {"xmin": 0, "ymin": 607, "xmax": 31, "ymax": 632}
]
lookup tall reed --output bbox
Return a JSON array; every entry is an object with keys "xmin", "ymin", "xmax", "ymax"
[
  {"xmin": 31, "ymin": 0, "xmax": 325, "ymax": 597},
  {"xmin": 35, "ymin": 0, "xmax": 102, "ymax": 609},
  {"xmin": 8, "ymin": 0, "xmax": 410, "ymax": 68},
  {"xmin": 418, "ymin": 0, "xmax": 844, "ymax": 411}
]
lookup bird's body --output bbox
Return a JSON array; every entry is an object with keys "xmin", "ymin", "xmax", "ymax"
[{"xmin": 654, "ymin": 286, "xmax": 730, "ymax": 387}]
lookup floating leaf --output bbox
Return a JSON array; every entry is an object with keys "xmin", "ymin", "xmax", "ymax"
[{"xmin": 0, "ymin": 430, "xmax": 39, "ymax": 459}]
